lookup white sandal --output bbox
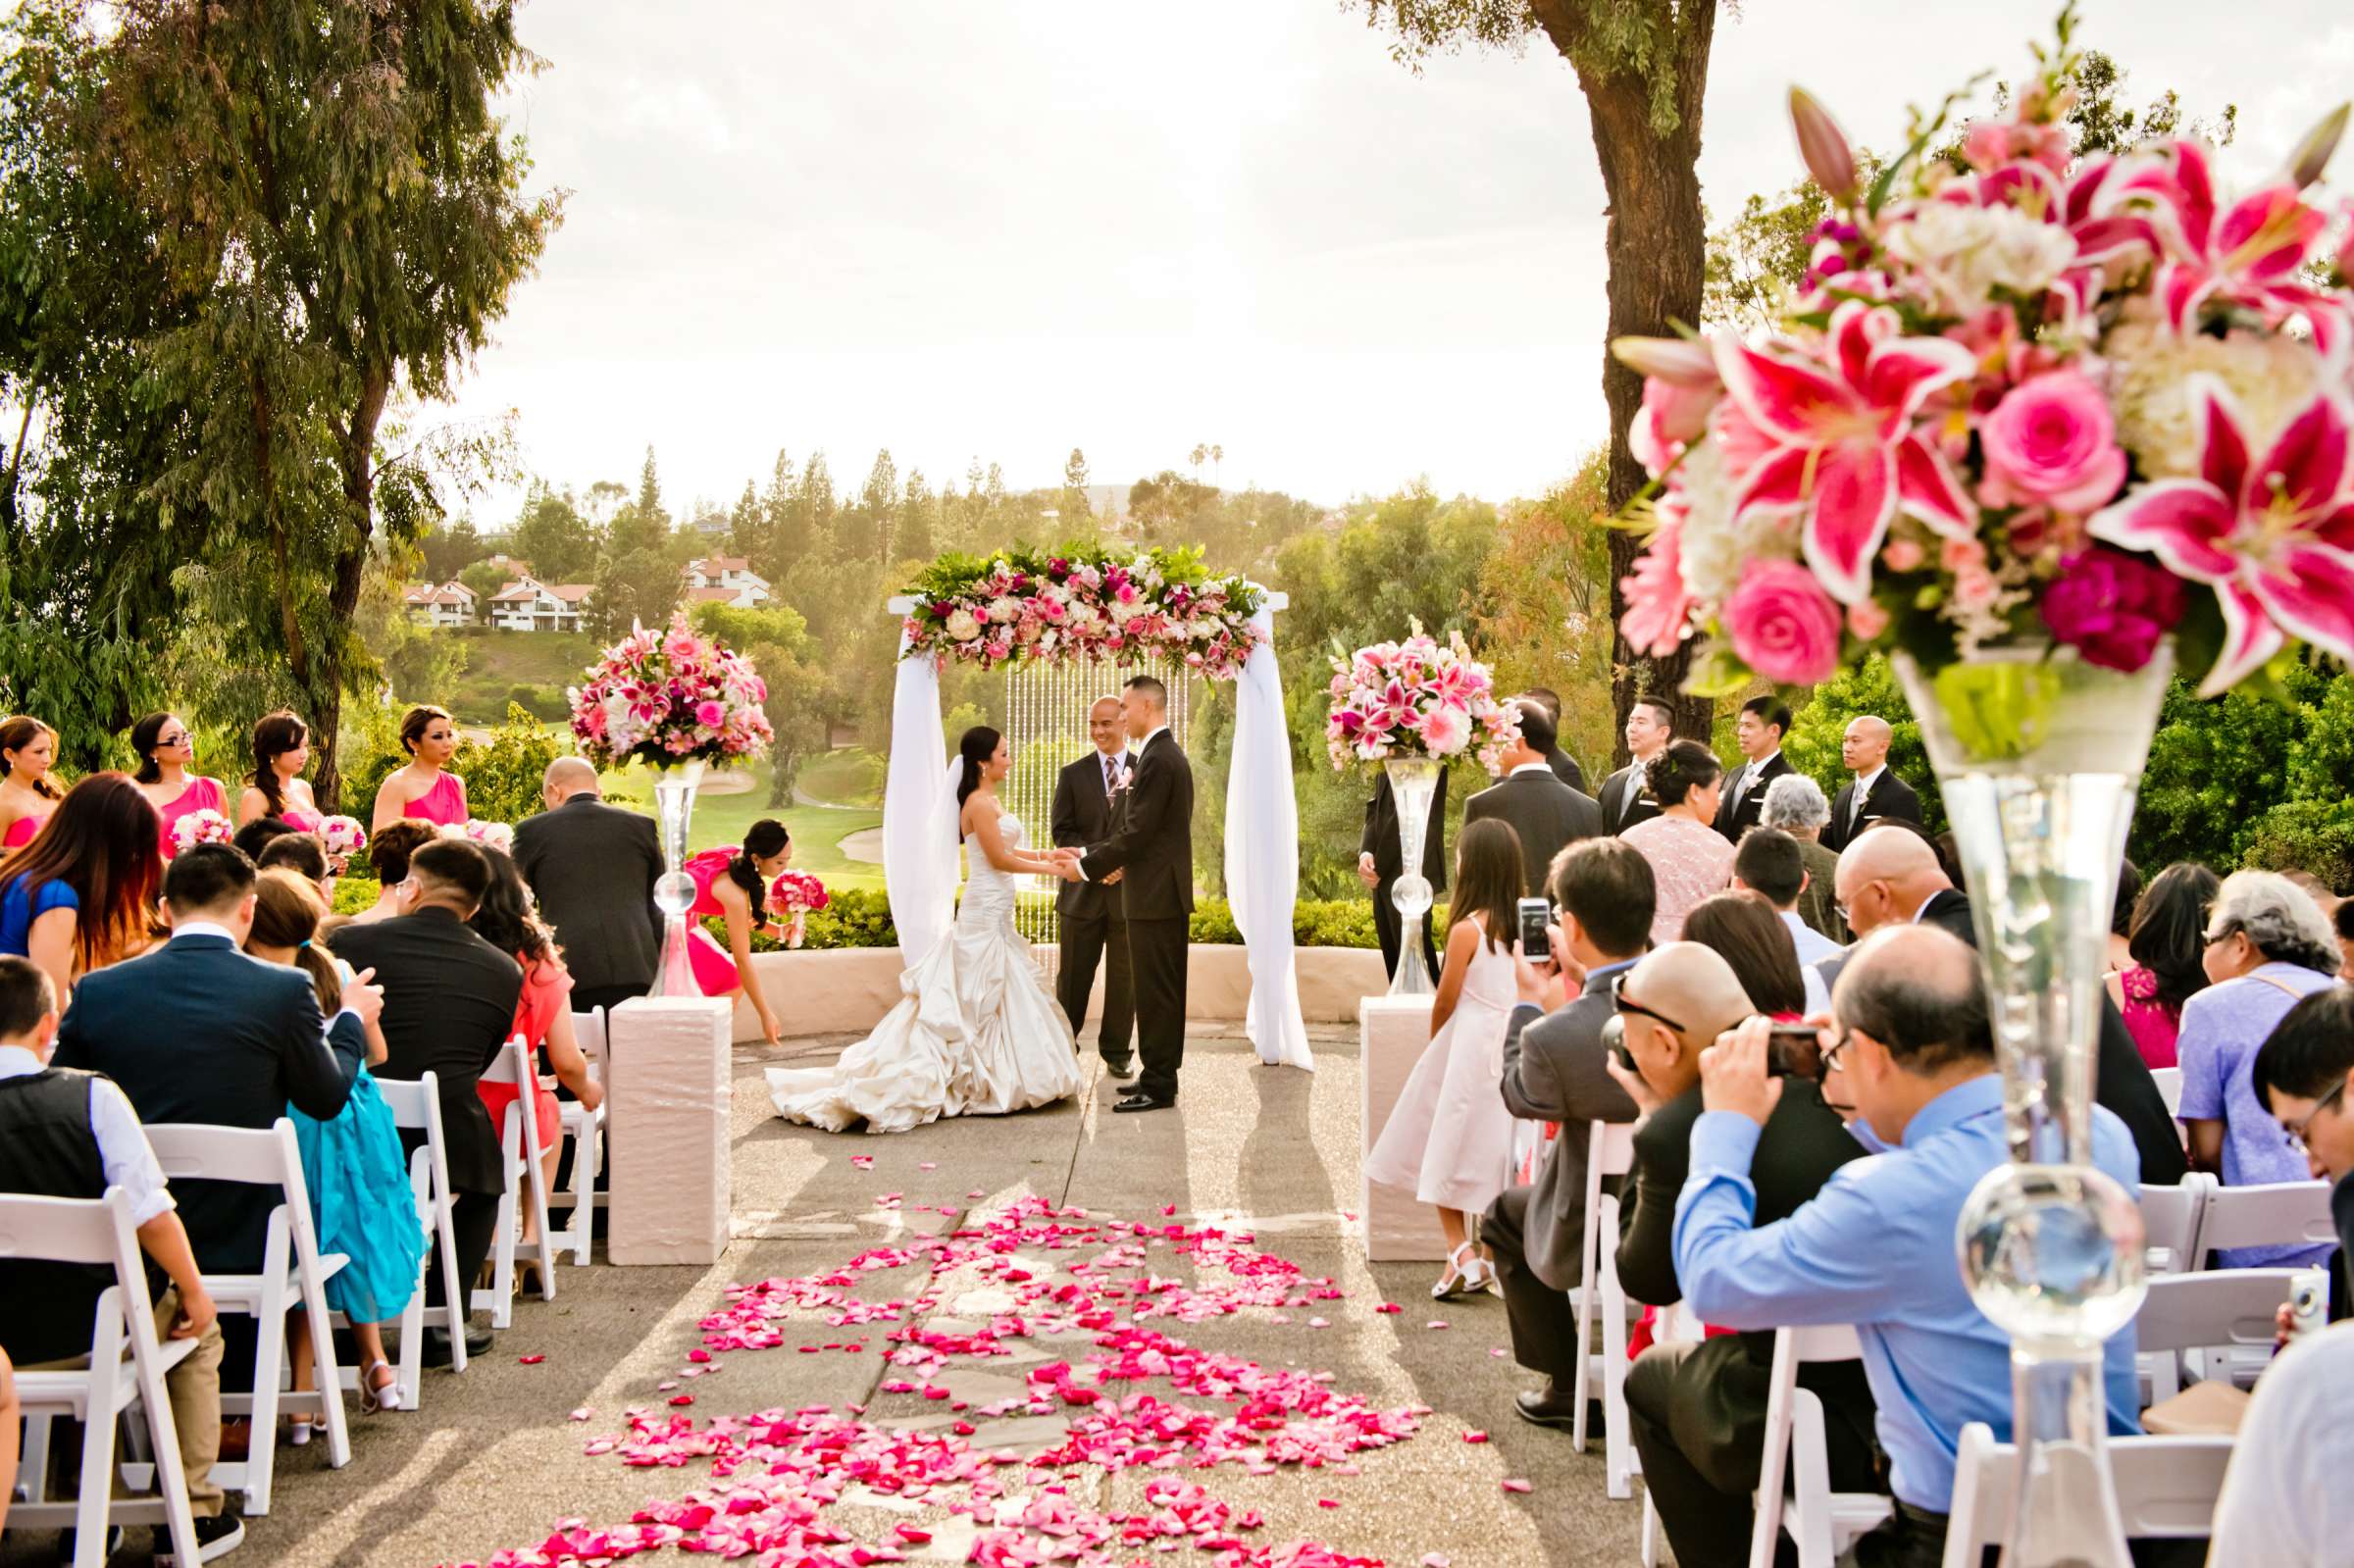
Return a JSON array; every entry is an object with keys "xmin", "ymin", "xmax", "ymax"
[
  {"xmin": 359, "ymin": 1359, "xmax": 402, "ymax": 1413},
  {"xmin": 1432, "ymin": 1241, "xmax": 1481, "ymax": 1300}
]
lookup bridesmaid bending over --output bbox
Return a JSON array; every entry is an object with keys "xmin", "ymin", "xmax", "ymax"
[
  {"xmin": 684, "ymin": 821, "xmax": 795, "ymax": 1045},
  {"xmin": 373, "ymin": 704, "xmax": 468, "ymax": 831},
  {"xmin": 0, "ymin": 716, "xmax": 62, "ymax": 854},
  {"xmin": 238, "ymin": 711, "xmax": 324, "ymax": 831},
  {"xmin": 129, "ymin": 711, "xmax": 228, "ymax": 860}
]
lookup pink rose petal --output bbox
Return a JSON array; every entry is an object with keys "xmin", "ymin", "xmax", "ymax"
[
  {"xmin": 1501, "ymin": 1477, "xmax": 1533, "ymax": 1492},
  {"xmin": 517, "ymin": 1353, "xmax": 545, "ymax": 1365}
]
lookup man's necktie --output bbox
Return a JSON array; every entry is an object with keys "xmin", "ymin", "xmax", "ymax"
[{"xmin": 1104, "ymin": 755, "xmax": 1120, "ymax": 794}]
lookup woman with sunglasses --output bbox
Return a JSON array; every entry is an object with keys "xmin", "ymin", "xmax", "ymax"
[
  {"xmin": 129, "ymin": 711, "xmax": 230, "ymax": 860},
  {"xmin": 1363, "ymin": 816, "xmax": 1527, "ymax": 1300}
]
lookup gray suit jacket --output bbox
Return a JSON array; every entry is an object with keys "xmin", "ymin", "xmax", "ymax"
[
  {"xmin": 1493, "ymin": 966, "xmax": 1640, "ymax": 1290},
  {"xmin": 1464, "ymin": 768, "xmax": 1605, "ymax": 901}
]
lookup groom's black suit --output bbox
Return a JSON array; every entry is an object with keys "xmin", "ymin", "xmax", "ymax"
[{"xmin": 1082, "ymin": 728, "xmax": 1194, "ymax": 1104}]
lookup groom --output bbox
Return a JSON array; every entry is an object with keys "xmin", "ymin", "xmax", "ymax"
[{"xmin": 1079, "ymin": 675, "xmax": 1194, "ymax": 1113}]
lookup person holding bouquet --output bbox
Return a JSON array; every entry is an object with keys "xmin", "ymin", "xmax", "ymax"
[
  {"xmin": 0, "ymin": 774, "xmax": 165, "ymax": 1000},
  {"xmin": 243, "ymin": 869, "xmax": 417, "ymax": 1428},
  {"xmin": 0, "ymin": 716, "xmax": 63, "ymax": 855},
  {"xmin": 1363, "ymin": 816, "xmax": 1527, "ymax": 1299},
  {"xmin": 681, "ymin": 821, "xmax": 795, "ymax": 1045},
  {"xmin": 129, "ymin": 710, "xmax": 230, "ymax": 859},
  {"xmin": 372, "ymin": 705, "xmax": 469, "ymax": 831},
  {"xmin": 339, "ymin": 820, "xmax": 437, "ymax": 929},
  {"xmin": 237, "ymin": 711, "xmax": 324, "ymax": 831}
]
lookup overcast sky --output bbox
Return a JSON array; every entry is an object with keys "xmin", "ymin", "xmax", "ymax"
[{"xmin": 442, "ymin": 1, "xmax": 2353, "ymax": 523}]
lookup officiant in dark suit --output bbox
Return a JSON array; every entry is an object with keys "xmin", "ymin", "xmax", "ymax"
[
  {"xmin": 512, "ymin": 756, "xmax": 663, "ymax": 1017},
  {"xmin": 1052, "ymin": 696, "xmax": 1137, "ymax": 1079},
  {"xmin": 1713, "ymin": 695, "xmax": 1793, "ymax": 843},
  {"xmin": 1081, "ymin": 676, "xmax": 1194, "ymax": 1113},
  {"xmin": 1358, "ymin": 767, "xmax": 1447, "ymax": 987},
  {"xmin": 1463, "ymin": 700, "xmax": 1603, "ymax": 899},
  {"xmin": 1820, "ymin": 715, "xmax": 1925, "ymax": 854}
]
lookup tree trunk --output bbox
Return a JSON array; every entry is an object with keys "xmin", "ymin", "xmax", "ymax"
[
  {"xmin": 1533, "ymin": 0, "xmax": 1720, "ymax": 764},
  {"xmin": 314, "ymin": 367, "xmax": 390, "ymax": 813}
]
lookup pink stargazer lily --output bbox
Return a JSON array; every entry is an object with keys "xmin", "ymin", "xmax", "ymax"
[
  {"xmin": 2089, "ymin": 382, "xmax": 2354, "ymax": 693},
  {"xmin": 1715, "ymin": 302, "xmax": 1978, "ymax": 603}
]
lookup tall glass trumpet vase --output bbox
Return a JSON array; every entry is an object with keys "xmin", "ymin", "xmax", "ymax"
[
  {"xmin": 1894, "ymin": 644, "xmax": 2174, "ymax": 1568},
  {"xmin": 648, "ymin": 759, "xmax": 707, "ymax": 999},
  {"xmin": 1384, "ymin": 756, "xmax": 1442, "ymax": 998}
]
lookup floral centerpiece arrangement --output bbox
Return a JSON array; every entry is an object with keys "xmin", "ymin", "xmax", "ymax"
[
  {"xmin": 568, "ymin": 611, "xmax": 775, "ymax": 771},
  {"xmin": 1614, "ymin": 26, "xmax": 2353, "ymax": 696},
  {"xmin": 771, "ymin": 870, "xmax": 829, "ymax": 949},
  {"xmin": 1322, "ymin": 625, "xmax": 1519, "ymax": 774},
  {"xmin": 168, "ymin": 809, "xmax": 231, "ymax": 858},
  {"xmin": 897, "ymin": 546, "xmax": 1263, "ymax": 679}
]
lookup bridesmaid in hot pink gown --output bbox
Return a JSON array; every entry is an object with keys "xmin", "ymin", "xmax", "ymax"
[
  {"xmin": 371, "ymin": 704, "xmax": 470, "ymax": 831},
  {"xmin": 130, "ymin": 711, "xmax": 230, "ymax": 858},
  {"xmin": 0, "ymin": 716, "xmax": 63, "ymax": 853},
  {"xmin": 682, "ymin": 823, "xmax": 795, "ymax": 1043},
  {"xmin": 237, "ymin": 710, "xmax": 326, "ymax": 832}
]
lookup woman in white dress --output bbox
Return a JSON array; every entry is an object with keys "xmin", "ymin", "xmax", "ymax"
[{"xmin": 766, "ymin": 726, "xmax": 1086, "ymax": 1134}]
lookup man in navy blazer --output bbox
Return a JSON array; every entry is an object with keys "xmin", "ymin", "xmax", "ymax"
[{"xmin": 54, "ymin": 843, "xmax": 379, "ymax": 1274}]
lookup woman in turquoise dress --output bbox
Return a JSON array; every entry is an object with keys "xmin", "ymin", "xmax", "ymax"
[{"xmin": 247, "ymin": 868, "xmax": 424, "ymax": 1434}]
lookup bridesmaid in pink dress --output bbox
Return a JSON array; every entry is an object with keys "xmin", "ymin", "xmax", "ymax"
[
  {"xmin": 371, "ymin": 704, "xmax": 469, "ymax": 831},
  {"xmin": 0, "ymin": 716, "xmax": 64, "ymax": 854},
  {"xmin": 129, "ymin": 711, "xmax": 230, "ymax": 859},
  {"xmin": 681, "ymin": 821, "xmax": 795, "ymax": 1043},
  {"xmin": 236, "ymin": 710, "xmax": 326, "ymax": 832}
]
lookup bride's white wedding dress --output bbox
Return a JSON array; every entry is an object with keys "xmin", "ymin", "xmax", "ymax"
[{"xmin": 764, "ymin": 809, "xmax": 1083, "ymax": 1134}]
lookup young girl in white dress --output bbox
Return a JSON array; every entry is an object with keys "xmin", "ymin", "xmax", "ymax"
[{"xmin": 1362, "ymin": 815, "xmax": 1527, "ymax": 1299}]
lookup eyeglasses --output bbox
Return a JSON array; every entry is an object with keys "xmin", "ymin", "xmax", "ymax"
[
  {"xmin": 157, "ymin": 732, "xmax": 192, "ymax": 748},
  {"xmin": 1610, "ymin": 971, "xmax": 1684, "ymax": 1036},
  {"xmin": 1818, "ymin": 1028, "xmax": 1853, "ymax": 1078},
  {"xmin": 2201, "ymin": 924, "xmax": 2240, "ymax": 947},
  {"xmin": 2282, "ymin": 1073, "xmax": 2349, "ymax": 1152}
]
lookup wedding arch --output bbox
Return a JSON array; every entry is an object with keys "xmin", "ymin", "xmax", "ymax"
[{"xmin": 880, "ymin": 546, "xmax": 1311, "ymax": 1071}]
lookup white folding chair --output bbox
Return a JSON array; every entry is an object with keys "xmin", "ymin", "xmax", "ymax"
[
  {"xmin": 2189, "ymin": 1180, "xmax": 2333, "ymax": 1265},
  {"xmin": 376, "ymin": 1070, "xmax": 471, "ymax": 1405},
  {"xmin": 2149, "ymin": 1067, "xmax": 2182, "ymax": 1119},
  {"xmin": 0, "ymin": 1189, "xmax": 204, "ymax": 1568},
  {"xmin": 1940, "ymin": 1421, "xmax": 2234, "ymax": 1567},
  {"xmin": 549, "ymin": 1005, "xmax": 609, "ymax": 1267},
  {"xmin": 1568, "ymin": 1120, "xmax": 1637, "ymax": 1484},
  {"xmin": 2134, "ymin": 1268, "xmax": 2302, "ymax": 1404},
  {"xmin": 140, "ymin": 1119, "xmax": 351, "ymax": 1514},
  {"xmin": 473, "ymin": 1037, "xmax": 557, "ymax": 1330},
  {"xmin": 2138, "ymin": 1174, "xmax": 2213, "ymax": 1275},
  {"xmin": 1748, "ymin": 1325, "xmax": 1892, "ymax": 1568}
]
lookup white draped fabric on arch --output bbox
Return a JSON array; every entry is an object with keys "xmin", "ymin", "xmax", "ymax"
[{"xmin": 879, "ymin": 589, "xmax": 1313, "ymax": 1072}]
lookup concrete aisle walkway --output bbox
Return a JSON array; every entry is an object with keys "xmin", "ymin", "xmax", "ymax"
[{"xmin": 10, "ymin": 1027, "xmax": 1647, "ymax": 1567}]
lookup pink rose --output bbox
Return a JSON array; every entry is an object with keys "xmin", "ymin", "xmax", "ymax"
[
  {"xmin": 2039, "ymin": 547, "xmax": 2186, "ymax": 672},
  {"xmin": 1722, "ymin": 560, "xmax": 1843, "ymax": 683},
  {"xmin": 1880, "ymin": 537, "xmax": 1926, "ymax": 573},
  {"xmin": 695, "ymin": 700, "xmax": 727, "ymax": 729},
  {"xmin": 1978, "ymin": 371, "xmax": 2126, "ymax": 513}
]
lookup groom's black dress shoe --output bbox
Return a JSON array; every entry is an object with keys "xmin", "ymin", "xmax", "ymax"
[
  {"xmin": 1111, "ymin": 1092, "xmax": 1175, "ymax": 1114},
  {"xmin": 1101, "ymin": 1054, "xmax": 1137, "ymax": 1081}
]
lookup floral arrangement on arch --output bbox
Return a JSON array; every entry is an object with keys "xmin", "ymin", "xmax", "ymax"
[
  {"xmin": 897, "ymin": 546, "xmax": 1264, "ymax": 680},
  {"xmin": 1324, "ymin": 624, "xmax": 1519, "ymax": 772},
  {"xmin": 1616, "ymin": 11, "xmax": 2354, "ymax": 697},
  {"xmin": 568, "ymin": 611, "xmax": 775, "ymax": 770},
  {"xmin": 168, "ymin": 808, "xmax": 231, "ymax": 859}
]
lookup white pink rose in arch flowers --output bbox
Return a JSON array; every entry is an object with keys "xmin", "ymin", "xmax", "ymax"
[{"xmin": 1615, "ymin": 19, "xmax": 2354, "ymax": 698}]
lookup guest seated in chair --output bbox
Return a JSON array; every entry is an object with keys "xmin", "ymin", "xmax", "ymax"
[
  {"xmin": 1672, "ymin": 925, "xmax": 2144, "ymax": 1568},
  {"xmin": 1484, "ymin": 837, "xmax": 1655, "ymax": 1430},
  {"xmin": 1601, "ymin": 938, "xmax": 1870, "ymax": 1568},
  {"xmin": 330, "ymin": 838, "xmax": 521, "ymax": 1365},
  {"xmin": 0, "ymin": 956, "xmax": 245, "ymax": 1559}
]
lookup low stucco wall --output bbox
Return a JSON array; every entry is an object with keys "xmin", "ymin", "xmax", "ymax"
[{"xmin": 732, "ymin": 943, "xmax": 1389, "ymax": 1041}]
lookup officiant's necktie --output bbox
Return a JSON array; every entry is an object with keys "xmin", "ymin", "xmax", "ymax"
[{"xmin": 1104, "ymin": 755, "xmax": 1120, "ymax": 795}]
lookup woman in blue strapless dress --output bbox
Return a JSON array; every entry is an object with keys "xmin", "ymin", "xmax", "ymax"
[{"xmin": 247, "ymin": 868, "xmax": 424, "ymax": 1433}]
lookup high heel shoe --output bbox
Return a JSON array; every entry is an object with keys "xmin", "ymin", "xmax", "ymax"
[
  {"xmin": 283, "ymin": 1415, "xmax": 314, "ymax": 1447},
  {"xmin": 1431, "ymin": 1241, "xmax": 1482, "ymax": 1301},
  {"xmin": 516, "ymin": 1258, "xmax": 545, "ymax": 1297},
  {"xmin": 358, "ymin": 1359, "xmax": 402, "ymax": 1414}
]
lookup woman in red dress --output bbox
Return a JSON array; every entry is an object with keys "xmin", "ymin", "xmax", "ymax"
[
  {"xmin": 469, "ymin": 847, "xmax": 603, "ymax": 1288},
  {"xmin": 236, "ymin": 710, "xmax": 325, "ymax": 832},
  {"xmin": 372, "ymin": 704, "xmax": 468, "ymax": 830},
  {"xmin": 128, "ymin": 711, "xmax": 229, "ymax": 859}
]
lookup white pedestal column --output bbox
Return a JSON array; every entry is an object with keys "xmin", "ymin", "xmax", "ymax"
[
  {"xmin": 608, "ymin": 995, "xmax": 733, "ymax": 1266},
  {"xmin": 1358, "ymin": 993, "xmax": 1449, "ymax": 1262}
]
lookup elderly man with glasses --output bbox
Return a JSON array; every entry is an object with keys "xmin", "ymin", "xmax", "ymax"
[
  {"xmin": 1671, "ymin": 924, "xmax": 2145, "ymax": 1568},
  {"xmin": 1592, "ymin": 940, "xmax": 1871, "ymax": 1568}
]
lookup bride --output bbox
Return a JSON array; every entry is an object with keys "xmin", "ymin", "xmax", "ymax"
[{"xmin": 765, "ymin": 725, "xmax": 1087, "ymax": 1134}]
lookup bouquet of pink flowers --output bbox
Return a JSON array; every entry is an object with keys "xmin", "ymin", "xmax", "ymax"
[
  {"xmin": 898, "ymin": 546, "xmax": 1263, "ymax": 679},
  {"xmin": 568, "ymin": 611, "xmax": 775, "ymax": 771},
  {"xmin": 438, "ymin": 818, "xmax": 514, "ymax": 855},
  {"xmin": 1613, "ymin": 18, "xmax": 2354, "ymax": 696},
  {"xmin": 319, "ymin": 815, "xmax": 368, "ymax": 859},
  {"xmin": 1324, "ymin": 625, "xmax": 1519, "ymax": 771},
  {"xmin": 168, "ymin": 809, "xmax": 231, "ymax": 858},
  {"xmin": 770, "ymin": 870, "xmax": 830, "ymax": 917}
]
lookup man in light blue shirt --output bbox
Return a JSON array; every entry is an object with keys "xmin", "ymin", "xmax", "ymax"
[{"xmin": 1671, "ymin": 925, "xmax": 2142, "ymax": 1568}]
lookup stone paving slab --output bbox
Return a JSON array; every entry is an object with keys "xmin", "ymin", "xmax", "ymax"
[{"xmin": 1, "ymin": 1026, "xmax": 1645, "ymax": 1568}]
